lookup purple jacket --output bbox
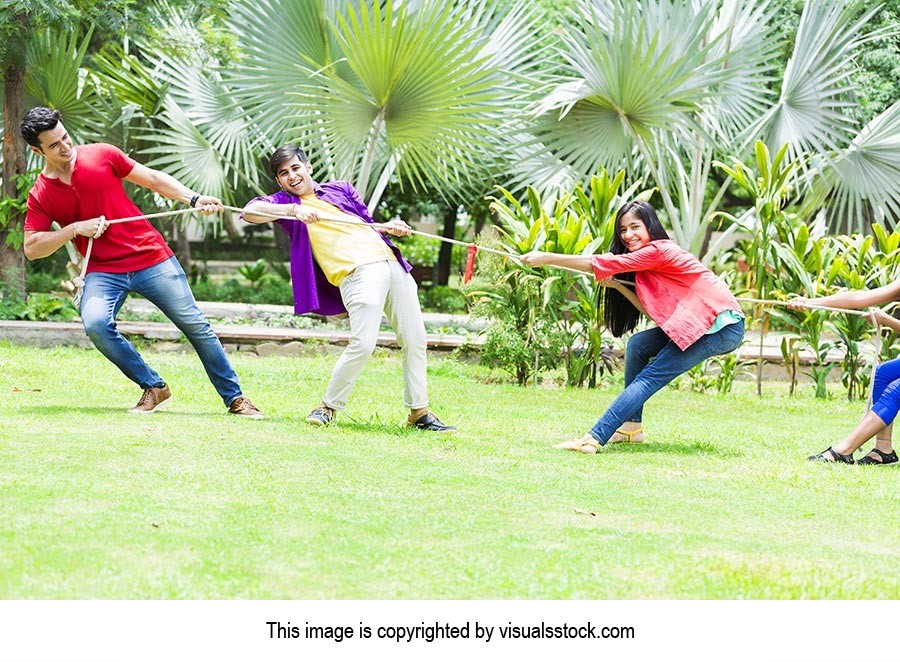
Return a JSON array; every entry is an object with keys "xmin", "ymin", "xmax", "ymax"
[{"xmin": 248, "ymin": 181, "xmax": 411, "ymax": 315}]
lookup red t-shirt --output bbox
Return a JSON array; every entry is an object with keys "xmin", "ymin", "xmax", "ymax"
[{"xmin": 25, "ymin": 143, "xmax": 173, "ymax": 273}]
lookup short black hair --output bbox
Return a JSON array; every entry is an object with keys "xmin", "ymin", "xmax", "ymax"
[
  {"xmin": 21, "ymin": 107, "xmax": 62, "ymax": 147},
  {"xmin": 269, "ymin": 145, "xmax": 308, "ymax": 178}
]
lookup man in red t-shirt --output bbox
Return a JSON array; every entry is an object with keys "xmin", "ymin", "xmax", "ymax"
[{"xmin": 21, "ymin": 106, "xmax": 263, "ymax": 418}]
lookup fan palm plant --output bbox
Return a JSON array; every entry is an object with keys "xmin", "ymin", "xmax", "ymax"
[
  {"xmin": 138, "ymin": 0, "xmax": 551, "ymax": 213},
  {"xmin": 527, "ymin": 0, "xmax": 900, "ymax": 255}
]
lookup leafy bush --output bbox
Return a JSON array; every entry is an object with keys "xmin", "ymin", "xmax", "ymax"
[
  {"xmin": 26, "ymin": 271, "xmax": 66, "ymax": 294},
  {"xmin": 189, "ymin": 276, "xmax": 293, "ymax": 305},
  {"xmin": 477, "ymin": 316, "xmax": 566, "ymax": 385},
  {"xmin": 418, "ymin": 285, "xmax": 468, "ymax": 313},
  {"xmin": 0, "ymin": 293, "xmax": 78, "ymax": 322}
]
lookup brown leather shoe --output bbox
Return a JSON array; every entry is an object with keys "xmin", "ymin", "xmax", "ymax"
[
  {"xmin": 130, "ymin": 385, "xmax": 172, "ymax": 414},
  {"xmin": 228, "ymin": 396, "xmax": 264, "ymax": 419}
]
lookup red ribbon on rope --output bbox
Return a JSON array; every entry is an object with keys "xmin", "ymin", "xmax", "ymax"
[{"xmin": 463, "ymin": 244, "xmax": 478, "ymax": 284}]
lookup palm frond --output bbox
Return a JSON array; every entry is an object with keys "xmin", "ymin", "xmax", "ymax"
[
  {"xmin": 815, "ymin": 101, "xmax": 900, "ymax": 231},
  {"xmin": 528, "ymin": 0, "xmax": 730, "ymax": 179},
  {"xmin": 285, "ymin": 0, "xmax": 546, "ymax": 202},
  {"xmin": 757, "ymin": 0, "xmax": 888, "ymax": 166},
  {"xmin": 225, "ymin": 0, "xmax": 351, "ymax": 147},
  {"xmin": 25, "ymin": 27, "xmax": 99, "ymax": 142},
  {"xmin": 703, "ymin": 0, "xmax": 781, "ymax": 145}
]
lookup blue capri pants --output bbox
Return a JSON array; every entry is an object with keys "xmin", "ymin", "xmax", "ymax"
[{"xmin": 870, "ymin": 358, "xmax": 900, "ymax": 426}]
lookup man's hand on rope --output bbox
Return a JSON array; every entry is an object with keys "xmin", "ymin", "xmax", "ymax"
[
  {"xmin": 378, "ymin": 219, "xmax": 412, "ymax": 237},
  {"xmin": 193, "ymin": 195, "xmax": 225, "ymax": 215},
  {"xmin": 75, "ymin": 215, "xmax": 109, "ymax": 239},
  {"xmin": 289, "ymin": 204, "xmax": 320, "ymax": 224}
]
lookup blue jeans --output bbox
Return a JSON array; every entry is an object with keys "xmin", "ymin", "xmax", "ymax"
[
  {"xmin": 589, "ymin": 319, "xmax": 745, "ymax": 444},
  {"xmin": 80, "ymin": 256, "xmax": 242, "ymax": 406}
]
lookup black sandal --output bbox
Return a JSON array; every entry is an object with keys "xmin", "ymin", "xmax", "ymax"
[
  {"xmin": 856, "ymin": 448, "xmax": 898, "ymax": 465},
  {"xmin": 808, "ymin": 447, "xmax": 854, "ymax": 463}
]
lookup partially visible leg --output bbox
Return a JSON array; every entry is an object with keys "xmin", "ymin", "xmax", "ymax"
[
  {"xmin": 812, "ymin": 360, "xmax": 900, "ymax": 463},
  {"xmin": 608, "ymin": 327, "xmax": 670, "ymax": 443},
  {"xmin": 81, "ymin": 271, "xmax": 165, "ymax": 389},
  {"xmin": 383, "ymin": 261, "xmax": 428, "ymax": 412},
  {"xmin": 830, "ymin": 411, "xmax": 889, "ymax": 456},
  {"xmin": 133, "ymin": 257, "xmax": 242, "ymax": 406},
  {"xmin": 868, "ymin": 423, "xmax": 895, "ymax": 462},
  {"xmin": 866, "ymin": 360, "xmax": 900, "ymax": 458},
  {"xmin": 321, "ymin": 262, "xmax": 391, "ymax": 411}
]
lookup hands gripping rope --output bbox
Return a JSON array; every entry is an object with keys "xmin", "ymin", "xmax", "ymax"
[{"xmin": 70, "ymin": 207, "xmax": 201, "ymax": 306}]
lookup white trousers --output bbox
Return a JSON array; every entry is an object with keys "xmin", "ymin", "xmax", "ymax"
[{"xmin": 322, "ymin": 260, "xmax": 428, "ymax": 411}]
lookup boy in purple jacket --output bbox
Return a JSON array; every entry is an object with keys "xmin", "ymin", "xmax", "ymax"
[{"xmin": 243, "ymin": 145, "xmax": 455, "ymax": 432}]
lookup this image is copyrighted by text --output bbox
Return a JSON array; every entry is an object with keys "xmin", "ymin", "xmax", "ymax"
[{"xmin": 266, "ymin": 619, "xmax": 634, "ymax": 644}]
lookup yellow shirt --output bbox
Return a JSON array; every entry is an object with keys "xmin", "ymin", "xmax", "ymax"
[{"xmin": 300, "ymin": 195, "xmax": 396, "ymax": 286}]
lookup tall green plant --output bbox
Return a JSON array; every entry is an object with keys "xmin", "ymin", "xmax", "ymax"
[
  {"xmin": 487, "ymin": 172, "xmax": 648, "ymax": 388},
  {"xmin": 472, "ymin": 188, "xmax": 566, "ymax": 385},
  {"xmin": 768, "ymin": 220, "xmax": 842, "ymax": 399},
  {"xmin": 715, "ymin": 141, "xmax": 799, "ymax": 395}
]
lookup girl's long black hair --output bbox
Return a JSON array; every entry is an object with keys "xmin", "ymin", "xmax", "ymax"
[{"xmin": 602, "ymin": 201, "xmax": 671, "ymax": 336}]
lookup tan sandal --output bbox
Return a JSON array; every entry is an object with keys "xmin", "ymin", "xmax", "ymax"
[
  {"xmin": 608, "ymin": 426, "xmax": 643, "ymax": 444},
  {"xmin": 553, "ymin": 436, "xmax": 600, "ymax": 454}
]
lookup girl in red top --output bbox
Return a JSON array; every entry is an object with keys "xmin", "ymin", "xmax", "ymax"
[{"xmin": 521, "ymin": 200, "xmax": 744, "ymax": 453}]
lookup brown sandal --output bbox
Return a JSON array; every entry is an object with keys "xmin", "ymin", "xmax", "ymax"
[
  {"xmin": 553, "ymin": 436, "xmax": 601, "ymax": 454},
  {"xmin": 609, "ymin": 426, "xmax": 643, "ymax": 444}
]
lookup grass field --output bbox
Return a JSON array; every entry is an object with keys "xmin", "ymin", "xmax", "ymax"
[{"xmin": 1, "ymin": 343, "xmax": 897, "ymax": 599}]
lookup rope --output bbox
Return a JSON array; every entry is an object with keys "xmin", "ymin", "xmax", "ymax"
[
  {"xmin": 223, "ymin": 205, "xmax": 603, "ymax": 278},
  {"xmin": 735, "ymin": 296, "xmax": 872, "ymax": 317},
  {"xmin": 69, "ymin": 202, "xmax": 587, "ymax": 304},
  {"xmin": 867, "ymin": 309, "xmax": 880, "ymax": 409},
  {"xmin": 228, "ymin": 203, "xmax": 891, "ymax": 406},
  {"xmin": 69, "ymin": 203, "xmax": 889, "ymax": 321}
]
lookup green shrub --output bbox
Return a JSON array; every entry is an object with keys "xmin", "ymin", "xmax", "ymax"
[
  {"xmin": 26, "ymin": 271, "xmax": 66, "ymax": 294},
  {"xmin": 0, "ymin": 293, "xmax": 78, "ymax": 322},
  {"xmin": 418, "ymin": 285, "xmax": 468, "ymax": 313},
  {"xmin": 478, "ymin": 317, "xmax": 566, "ymax": 385},
  {"xmin": 189, "ymin": 276, "xmax": 293, "ymax": 305}
]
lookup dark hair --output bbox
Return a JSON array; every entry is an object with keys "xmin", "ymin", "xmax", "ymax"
[
  {"xmin": 21, "ymin": 107, "xmax": 62, "ymax": 148},
  {"xmin": 269, "ymin": 145, "xmax": 309, "ymax": 178},
  {"xmin": 602, "ymin": 200, "xmax": 670, "ymax": 337}
]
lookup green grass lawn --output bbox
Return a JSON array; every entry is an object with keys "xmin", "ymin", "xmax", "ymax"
[{"xmin": 1, "ymin": 343, "xmax": 897, "ymax": 599}]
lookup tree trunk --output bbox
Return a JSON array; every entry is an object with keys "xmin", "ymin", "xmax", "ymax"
[
  {"xmin": 1, "ymin": 16, "xmax": 28, "ymax": 299},
  {"xmin": 436, "ymin": 204, "xmax": 458, "ymax": 286}
]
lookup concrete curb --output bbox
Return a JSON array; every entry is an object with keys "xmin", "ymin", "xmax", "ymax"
[{"xmin": 0, "ymin": 320, "xmax": 480, "ymax": 354}]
